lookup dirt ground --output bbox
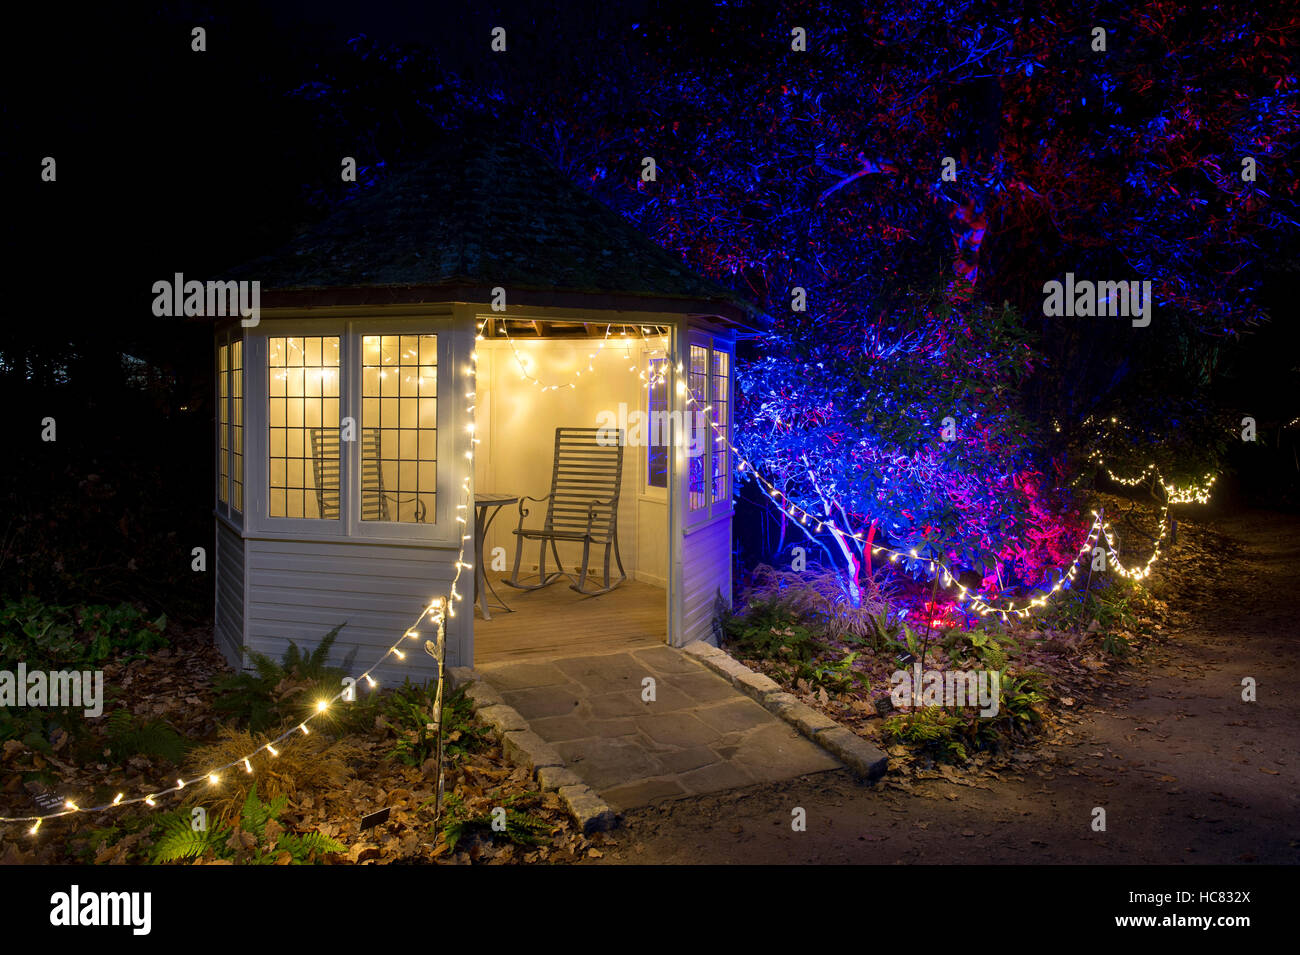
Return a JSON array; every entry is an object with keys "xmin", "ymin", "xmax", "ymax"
[{"xmin": 596, "ymin": 507, "xmax": 1300, "ymax": 864}]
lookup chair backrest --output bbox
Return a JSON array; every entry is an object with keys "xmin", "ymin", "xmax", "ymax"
[
  {"xmin": 544, "ymin": 427, "xmax": 624, "ymax": 537},
  {"xmin": 310, "ymin": 427, "xmax": 389, "ymax": 521}
]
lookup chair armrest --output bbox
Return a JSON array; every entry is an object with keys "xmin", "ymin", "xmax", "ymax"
[
  {"xmin": 584, "ymin": 497, "xmax": 616, "ymax": 534},
  {"xmin": 515, "ymin": 494, "xmax": 551, "ymax": 529}
]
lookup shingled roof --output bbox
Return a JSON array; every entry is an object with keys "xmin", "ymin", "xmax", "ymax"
[{"xmin": 232, "ymin": 136, "xmax": 759, "ymax": 325}]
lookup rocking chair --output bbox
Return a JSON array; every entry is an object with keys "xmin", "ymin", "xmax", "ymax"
[
  {"xmin": 310, "ymin": 427, "xmax": 427, "ymax": 522},
  {"xmin": 505, "ymin": 426, "xmax": 627, "ymax": 596}
]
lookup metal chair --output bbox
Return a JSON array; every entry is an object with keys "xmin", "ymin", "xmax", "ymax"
[{"xmin": 505, "ymin": 427, "xmax": 626, "ymax": 596}]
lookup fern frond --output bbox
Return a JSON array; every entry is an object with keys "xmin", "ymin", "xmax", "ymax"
[
  {"xmin": 283, "ymin": 831, "xmax": 346, "ymax": 857},
  {"xmin": 150, "ymin": 814, "xmax": 228, "ymax": 863}
]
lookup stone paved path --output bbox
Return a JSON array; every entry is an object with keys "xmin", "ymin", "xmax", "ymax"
[{"xmin": 477, "ymin": 645, "xmax": 842, "ymax": 810}]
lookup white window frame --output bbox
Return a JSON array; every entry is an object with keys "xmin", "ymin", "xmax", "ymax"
[
  {"xmin": 343, "ymin": 318, "xmax": 455, "ymax": 543},
  {"xmin": 641, "ymin": 349, "xmax": 671, "ymax": 500},
  {"xmin": 682, "ymin": 329, "xmax": 735, "ymax": 526},
  {"xmin": 243, "ymin": 316, "xmax": 457, "ymax": 545}
]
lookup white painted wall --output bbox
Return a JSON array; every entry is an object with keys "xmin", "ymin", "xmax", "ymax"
[
  {"xmin": 242, "ymin": 536, "xmax": 468, "ymax": 682},
  {"xmin": 214, "ymin": 519, "xmax": 245, "ymax": 669}
]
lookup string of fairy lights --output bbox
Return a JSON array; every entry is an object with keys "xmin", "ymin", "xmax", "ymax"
[
  {"xmin": 1, "ymin": 325, "xmax": 490, "ymax": 832},
  {"xmin": 1082, "ymin": 450, "xmax": 1216, "ymax": 579},
  {"xmin": 676, "ymin": 374, "xmax": 1212, "ymax": 620},
  {"xmin": 1087, "ymin": 451, "xmax": 1217, "ymax": 505},
  {"xmin": 3, "ymin": 335, "xmax": 1217, "ymax": 832},
  {"xmin": 488, "ymin": 318, "xmax": 671, "ymax": 390}
]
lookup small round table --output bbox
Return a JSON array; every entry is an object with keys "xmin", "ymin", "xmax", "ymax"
[{"xmin": 473, "ymin": 494, "xmax": 518, "ymax": 619}]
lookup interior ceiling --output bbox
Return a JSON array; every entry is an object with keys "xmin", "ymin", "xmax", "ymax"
[{"xmin": 479, "ymin": 318, "xmax": 671, "ymax": 340}]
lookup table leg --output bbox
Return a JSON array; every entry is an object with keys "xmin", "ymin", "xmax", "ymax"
[
  {"xmin": 474, "ymin": 508, "xmax": 491, "ymax": 620},
  {"xmin": 478, "ymin": 504, "xmax": 513, "ymax": 616}
]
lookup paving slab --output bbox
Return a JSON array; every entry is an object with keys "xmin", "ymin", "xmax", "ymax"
[
  {"xmin": 500, "ymin": 684, "xmax": 583, "ymax": 719},
  {"xmin": 630, "ymin": 645, "xmax": 705, "ymax": 674},
  {"xmin": 478, "ymin": 646, "xmax": 843, "ymax": 807},
  {"xmin": 693, "ymin": 697, "xmax": 778, "ymax": 734},
  {"xmin": 484, "ymin": 661, "xmax": 573, "ymax": 690},
  {"xmin": 553, "ymin": 736, "xmax": 668, "ymax": 790},
  {"xmin": 667, "ymin": 669, "xmax": 747, "ymax": 703},
  {"xmin": 528, "ymin": 714, "xmax": 637, "ymax": 742}
]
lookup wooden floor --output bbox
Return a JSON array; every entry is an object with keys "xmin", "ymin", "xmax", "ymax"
[{"xmin": 473, "ymin": 572, "xmax": 666, "ymax": 664}]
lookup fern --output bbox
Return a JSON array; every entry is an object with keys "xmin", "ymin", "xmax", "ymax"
[
  {"xmin": 213, "ymin": 625, "xmax": 357, "ymax": 731},
  {"xmin": 440, "ymin": 791, "xmax": 555, "ymax": 851},
  {"xmin": 106, "ymin": 709, "xmax": 190, "ymax": 764},
  {"xmin": 276, "ymin": 831, "xmax": 346, "ymax": 862},
  {"xmin": 149, "ymin": 785, "xmax": 344, "ymax": 864},
  {"xmin": 149, "ymin": 811, "xmax": 231, "ymax": 863},
  {"xmin": 239, "ymin": 784, "xmax": 289, "ymax": 837}
]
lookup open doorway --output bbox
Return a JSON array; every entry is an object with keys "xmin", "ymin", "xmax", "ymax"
[{"xmin": 471, "ymin": 318, "xmax": 671, "ymax": 663}]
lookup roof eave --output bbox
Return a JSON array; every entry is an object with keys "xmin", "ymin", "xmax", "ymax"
[{"xmin": 250, "ymin": 284, "xmax": 765, "ymax": 332}]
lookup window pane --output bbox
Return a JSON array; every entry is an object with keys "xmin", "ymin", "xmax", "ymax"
[
  {"xmin": 231, "ymin": 340, "xmax": 244, "ymax": 512},
  {"xmin": 268, "ymin": 336, "xmax": 340, "ymax": 519},
  {"xmin": 647, "ymin": 357, "xmax": 668, "ymax": 489},
  {"xmin": 362, "ymin": 333, "xmax": 437, "ymax": 522},
  {"xmin": 711, "ymin": 349, "xmax": 729, "ymax": 505},
  {"xmin": 217, "ymin": 344, "xmax": 229, "ymax": 505},
  {"xmin": 688, "ymin": 345, "xmax": 708, "ymax": 509}
]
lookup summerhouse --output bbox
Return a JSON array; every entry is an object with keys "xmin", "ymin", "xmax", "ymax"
[{"xmin": 213, "ymin": 137, "xmax": 763, "ymax": 681}]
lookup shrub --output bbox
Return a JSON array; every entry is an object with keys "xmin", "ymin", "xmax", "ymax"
[
  {"xmin": 212, "ymin": 625, "xmax": 363, "ymax": 732},
  {"xmin": 0, "ymin": 597, "xmax": 167, "ymax": 670},
  {"xmin": 380, "ymin": 682, "xmax": 488, "ymax": 767},
  {"xmin": 439, "ymin": 791, "xmax": 553, "ymax": 852},
  {"xmin": 182, "ymin": 725, "xmax": 361, "ymax": 822},
  {"xmin": 105, "ymin": 709, "xmax": 190, "ymax": 765}
]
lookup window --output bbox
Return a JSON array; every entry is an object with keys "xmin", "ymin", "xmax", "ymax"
[
  {"xmin": 686, "ymin": 339, "xmax": 732, "ymax": 513},
  {"xmin": 647, "ymin": 356, "xmax": 669, "ymax": 490},
  {"xmin": 231, "ymin": 340, "xmax": 244, "ymax": 511},
  {"xmin": 268, "ymin": 336, "xmax": 340, "ymax": 519},
  {"xmin": 711, "ymin": 349, "xmax": 729, "ymax": 504},
  {"xmin": 688, "ymin": 344, "xmax": 709, "ymax": 510},
  {"xmin": 218, "ymin": 344, "xmax": 229, "ymax": 506},
  {"xmin": 361, "ymin": 334, "xmax": 437, "ymax": 523},
  {"xmin": 217, "ymin": 337, "xmax": 243, "ymax": 513}
]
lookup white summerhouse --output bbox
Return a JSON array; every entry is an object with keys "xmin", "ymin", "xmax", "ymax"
[{"xmin": 213, "ymin": 138, "xmax": 763, "ymax": 681}]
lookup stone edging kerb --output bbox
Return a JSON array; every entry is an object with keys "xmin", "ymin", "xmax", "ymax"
[{"xmin": 445, "ymin": 666, "xmax": 617, "ymax": 835}]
